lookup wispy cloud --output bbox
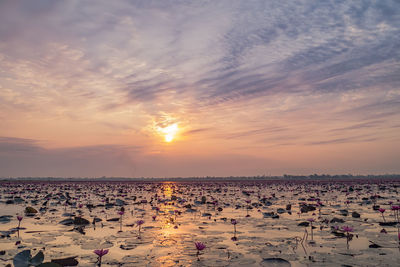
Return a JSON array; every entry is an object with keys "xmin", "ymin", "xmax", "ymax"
[
  {"xmin": 329, "ymin": 120, "xmax": 384, "ymax": 132},
  {"xmin": 307, "ymin": 134, "xmax": 377, "ymax": 146},
  {"xmin": 182, "ymin": 128, "xmax": 212, "ymax": 136}
]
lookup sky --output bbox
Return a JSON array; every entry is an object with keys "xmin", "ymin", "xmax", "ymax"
[{"xmin": 0, "ymin": 0, "xmax": 399, "ymax": 178}]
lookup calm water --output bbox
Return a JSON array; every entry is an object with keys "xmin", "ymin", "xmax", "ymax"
[{"xmin": 0, "ymin": 179, "xmax": 399, "ymax": 266}]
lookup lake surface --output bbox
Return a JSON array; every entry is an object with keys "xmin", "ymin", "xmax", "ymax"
[{"xmin": 0, "ymin": 179, "xmax": 399, "ymax": 266}]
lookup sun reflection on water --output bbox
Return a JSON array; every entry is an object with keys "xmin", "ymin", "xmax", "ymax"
[{"xmin": 161, "ymin": 182, "xmax": 174, "ymax": 199}]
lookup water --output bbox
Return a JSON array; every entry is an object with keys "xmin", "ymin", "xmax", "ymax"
[{"xmin": 0, "ymin": 179, "xmax": 399, "ymax": 266}]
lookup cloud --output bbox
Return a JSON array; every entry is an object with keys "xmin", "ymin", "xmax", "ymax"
[
  {"xmin": 1, "ymin": 0, "xmax": 399, "ymax": 109},
  {"xmin": 0, "ymin": 137, "xmax": 41, "ymax": 153},
  {"xmin": 182, "ymin": 128, "xmax": 212, "ymax": 136},
  {"xmin": 223, "ymin": 126, "xmax": 288, "ymax": 140},
  {"xmin": 329, "ymin": 120, "xmax": 384, "ymax": 132},
  {"xmin": 307, "ymin": 134, "xmax": 377, "ymax": 146},
  {"xmin": 0, "ymin": 137, "xmax": 142, "ymax": 177},
  {"xmin": 0, "ymin": 1, "xmax": 399, "ymax": 176}
]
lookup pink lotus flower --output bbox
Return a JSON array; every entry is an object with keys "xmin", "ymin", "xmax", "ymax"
[
  {"xmin": 94, "ymin": 249, "xmax": 108, "ymax": 266},
  {"xmin": 342, "ymin": 226, "xmax": 353, "ymax": 232},
  {"xmin": 195, "ymin": 241, "xmax": 206, "ymax": 261},
  {"xmin": 195, "ymin": 242, "xmax": 206, "ymax": 251},
  {"xmin": 231, "ymin": 218, "xmax": 238, "ymax": 234},
  {"xmin": 94, "ymin": 249, "xmax": 109, "ymax": 257},
  {"xmin": 342, "ymin": 226, "xmax": 353, "ymax": 249},
  {"xmin": 378, "ymin": 208, "xmax": 386, "ymax": 222},
  {"xmin": 16, "ymin": 215, "xmax": 23, "ymax": 228}
]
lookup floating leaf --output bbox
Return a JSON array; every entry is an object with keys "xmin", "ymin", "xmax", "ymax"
[
  {"xmin": 37, "ymin": 263, "xmax": 62, "ymax": 267},
  {"xmin": 59, "ymin": 219, "xmax": 74, "ymax": 226},
  {"xmin": 30, "ymin": 251, "xmax": 44, "ymax": 266},
  {"xmin": 13, "ymin": 250, "xmax": 31, "ymax": 267},
  {"xmin": 51, "ymin": 256, "xmax": 79, "ymax": 266},
  {"xmin": 261, "ymin": 258, "xmax": 291, "ymax": 267},
  {"xmin": 25, "ymin": 207, "xmax": 38, "ymax": 214}
]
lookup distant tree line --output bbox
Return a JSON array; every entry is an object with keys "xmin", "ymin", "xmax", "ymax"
[{"xmin": 0, "ymin": 174, "xmax": 399, "ymax": 182}]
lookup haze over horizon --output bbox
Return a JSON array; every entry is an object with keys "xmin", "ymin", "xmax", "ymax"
[{"xmin": 1, "ymin": 1, "xmax": 399, "ymax": 178}]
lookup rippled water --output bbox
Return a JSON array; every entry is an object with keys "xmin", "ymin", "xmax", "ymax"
[{"xmin": 0, "ymin": 179, "xmax": 399, "ymax": 266}]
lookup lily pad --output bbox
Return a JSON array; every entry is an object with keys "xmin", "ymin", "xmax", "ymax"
[
  {"xmin": 261, "ymin": 258, "xmax": 291, "ymax": 267},
  {"xmin": 38, "ymin": 263, "xmax": 62, "ymax": 267},
  {"xmin": 51, "ymin": 256, "xmax": 78, "ymax": 266},
  {"xmin": 13, "ymin": 250, "xmax": 44, "ymax": 267},
  {"xmin": 25, "ymin": 207, "xmax": 38, "ymax": 214}
]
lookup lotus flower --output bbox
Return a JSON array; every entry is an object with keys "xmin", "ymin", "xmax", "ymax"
[
  {"xmin": 231, "ymin": 219, "xmax": 237, "ymax": 233},
  {"xmin": 16, "ymin": 216, "xmax": 23, "ymax": 229},
  {"xmin": 94, "ymin": 249, "xmax": 108, "ymax": 266},
  {"xmin": 342, "ymin": 226, "xmax": 353, "ymax": 249},
  {"xmin": 195, "ymin": 242, "xmax": 206, "ymax": 261},
  {"xmin": 94, "ymin": 249, "xmax": 109, "ymax": 257},
  {"xmin": 195, "ymin": 242, "xmax": 206, "ymax": 251},
  {"xmin": 378, "ymin": 208, "xmax": 386, "ymax": 222},
  {"xmin": 342, "ymin": 226, "xmax": 353, "ymax": 233}
]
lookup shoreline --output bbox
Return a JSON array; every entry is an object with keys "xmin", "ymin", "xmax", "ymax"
[{"xmin": 1, "ymin": 175, "xmax": 399, "ymax": 183}]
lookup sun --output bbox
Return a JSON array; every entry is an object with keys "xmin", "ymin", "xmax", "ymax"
[{"xmin": 157, "ymin": 123, "xmax": 179, "ymax": 142}]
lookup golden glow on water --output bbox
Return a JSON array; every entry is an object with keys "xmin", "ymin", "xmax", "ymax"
[
  {"xmin": 162, "ymin": 182, "xmax": 174, "ymax": 198},
  {"xmin": 159, "ymin": 182, "xmax": 180, "ymax": 238}
]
